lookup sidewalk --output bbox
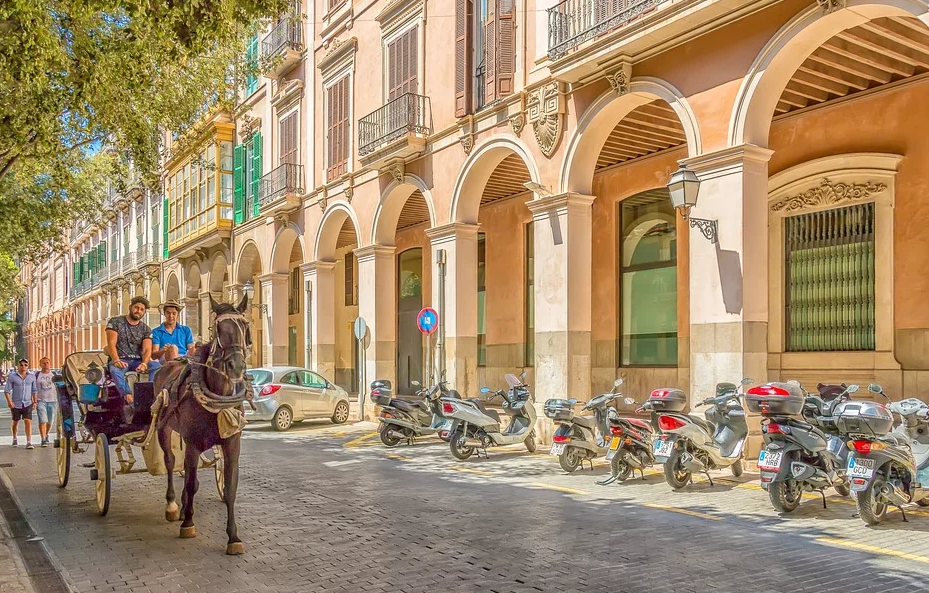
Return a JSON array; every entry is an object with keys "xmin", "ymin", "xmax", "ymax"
[{"xmin": 0, "ymin": 507, "xmax": 36, "ymax": 593}]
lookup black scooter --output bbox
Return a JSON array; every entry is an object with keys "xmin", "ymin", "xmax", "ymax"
[{"xmin": 374, "ymin": 378, "xmax": 460, "ymax": 446}]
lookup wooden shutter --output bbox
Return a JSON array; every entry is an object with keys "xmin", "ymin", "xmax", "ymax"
[
  {"xmin": 280, "ymin": 111, "xmax": 298, "ymax": 165},
  {"xmin": 388, "ymin": 27, "xmax": 419, "ymax": 101},
  {"xmin": 495, "ymin": 0, "xmax": 515, "ymax": 99},
  {"xmin": 484, "ymin": 1, "xmax": 497, "ymax": 104},
  {"xmin": 344, "ymin": 252, "xmax": 355, "ymax": 306},
  {"xmin": 162, "ymin": 197, "xmax": 169, "ymax": 258},
  {"xmin": 251, "ymin": 132, "xmax": 262, "ymax": 217},
  {"xmin": 455, "ymin": 0, "xmax": 473, "ymax": 117},
  {"xmin": 233, "ymin": 144, "xmax": 244, "ymax": 224},
  {"xmin": 327, "ymin": 78, "xmax": 349, "ymax": 181},
  {"xmin": 98, "ymin": 242, "xmax": 106, "ymax": 269}
]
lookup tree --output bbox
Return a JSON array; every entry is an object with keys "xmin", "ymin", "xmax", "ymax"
[{"xmin": 0, "ymin": 0, "xmax": 292, "ymax": 297}]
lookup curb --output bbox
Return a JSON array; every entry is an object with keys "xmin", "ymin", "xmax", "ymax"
[{"xmin": 0, "ymin": 467, "xmax": 74, "ymax": 593}]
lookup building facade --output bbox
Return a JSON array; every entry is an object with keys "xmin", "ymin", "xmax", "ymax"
[{"xmin": 20, "ymin": 0, "xmax": 929, "ymax": 453}]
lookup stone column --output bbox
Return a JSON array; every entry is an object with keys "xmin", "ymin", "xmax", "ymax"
[
  {"xmin": 307, "ymin": 262, "xmax": 337, "ymax": 381},
  {"xmin": 354, "ymin": 245, "xmax": 397, "ymax": 418},
  {"xmin": 526, "ymin": 193, "xmax": 595, "ymax": 444},
  {"xmin": 425, "ymin": 223, "xmax": 480, "ymax": 399},
  {"xmin": 299, "ymin": 264, "xmax": 315, "ymax": 370},
  {"xmin": 258, "ymin": 272, "xmax": 290, "ymax": 366},
  {"xmin": 681, "ymin": 145, "xmax": 773, "ymax": 457},
  {"xmin": 183, "ymin": 297, "xmax": 200, "ymax": 342}
]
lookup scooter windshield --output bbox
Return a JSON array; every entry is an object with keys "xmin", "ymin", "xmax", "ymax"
[{"xmin": 505, "ymin": 373, "xmax": 522, "ymax": 388}]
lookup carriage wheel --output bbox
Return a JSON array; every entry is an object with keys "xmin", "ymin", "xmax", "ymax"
[
  {"xmin": 213, "ymin": 446, "xmax": 226, "ymax": 503},
  {"xmin": 55, "ymin": 414, "xmax": 71, "ymax": 487},
  {"xmin": 94, "ymin": 434, "xmax": 111, "ymax": 516}
]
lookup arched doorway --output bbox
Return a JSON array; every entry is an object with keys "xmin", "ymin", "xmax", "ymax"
[
  {"xmin": 236, "ymin": 241, "xmax": 263, "ymax": 367},
  {"xmin": 397, "ymin": 247, "xmax": 424, "ymax": 394}
]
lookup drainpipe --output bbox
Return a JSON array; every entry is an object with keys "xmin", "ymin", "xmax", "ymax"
[{"xmin": 436, "ymin": 248, "xmax": 446, "ymax": 380}]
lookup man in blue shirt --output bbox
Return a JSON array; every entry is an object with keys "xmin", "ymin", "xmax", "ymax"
[
  {"xmin": 4, "ymin": 358, "xmax": 37, "ymax": 448},
  {"xmin": 151, "ymin": 300, "xmax": 196, "ymax": 363}
]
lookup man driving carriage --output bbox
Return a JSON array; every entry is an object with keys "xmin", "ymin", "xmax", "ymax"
[{"xmin": 105, "ymin": 296, "xmax": 160, "ymax": 403}]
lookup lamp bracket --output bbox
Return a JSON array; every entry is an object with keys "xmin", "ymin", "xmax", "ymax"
[{"xmin": 689, "ymin": 217, "xmax": 718, "ymax": 243}]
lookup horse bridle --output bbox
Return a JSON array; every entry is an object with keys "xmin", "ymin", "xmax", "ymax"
[{"xmin": 199, "ymin": 312, "xmax": 252, "ymax": 399}]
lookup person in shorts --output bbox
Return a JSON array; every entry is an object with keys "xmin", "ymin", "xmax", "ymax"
[
  {"xmin": 4, "ymin": 359, "xmax": 37, "ymax": 449},
  {"xmin": 35, "ymin": 357, "xmax": 58, "ymax": 447}
]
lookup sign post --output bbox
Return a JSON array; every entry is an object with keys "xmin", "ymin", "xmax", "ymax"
[
  {"xmin": 353, "ymin": 317, "xmax": 367, "ymax": 420},
  {"xmin": 416, "ymin": 308, "xmax": 439, "ymax": 385}
]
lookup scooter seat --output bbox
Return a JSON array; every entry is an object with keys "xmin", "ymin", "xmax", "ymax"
[
  {"xmin": 391, "ymin": 399, "xmax": 427, "ymax": 413},
  {"xmin": 572, "ymin": 415, "xmax": 596, "ymax": 429},
  {"xmin": 880, "ymin": 434, "xmax": 909, "ymax": 447},
  {"xmin": 689, "ymin": 415, "xmax": 715, "ymax": 434},
  {"xmin": 467, "ymin": 398, "xmax": 501, "ymax": 423},
  {"xmin": 624, "ymin": 417, "xmax": 654, "ymax": 433}
]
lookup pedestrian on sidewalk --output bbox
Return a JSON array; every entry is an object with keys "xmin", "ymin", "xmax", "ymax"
[
  {"xmin": 35, "ymin": 357, "xmax": 57, "ymax": 447},
  {"xmin": 4, "ymin": 359, "xmax": 37, "ymax": 449}
]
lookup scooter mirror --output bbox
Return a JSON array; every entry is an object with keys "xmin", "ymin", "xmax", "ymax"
[
  {"xmin": 847, "ymin": 384, "xmax": 859, "ymax": 394},
  {"xmin": 623, "ymin": 397, "xmax": 635, "ymax": 405},
  {"xmin": 741, "ymin": 378, "xmax": 753, "ymax": 385},
  {"xmin": 868, "ymin": 383, "xmax": 883, "ymax": 394},
  {"xmin": 613, "ymin": 378, "xmax": 624, "ymax": 387},
  {"xmin": 480, "ymin": 387, "xmax": 491, "ymax": 393}
]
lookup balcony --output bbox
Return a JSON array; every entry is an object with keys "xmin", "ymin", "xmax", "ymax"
[
  {"xmin": 136, "ymin": 242, "xmax": 162, "ymax": 267},
  {"xmin": 258, "ymin": 163, "xmax": 304, "ymax": 214},
  {"xmin": 262, "ymin": 15, "xmax": 303, "ymax": 77},
  {"xmin": 358, "ymin": 93, "xmax": 431, "ymax": 169},
  {"xmin": 121, "ymin": 252, "xmax": 136, "ymax": 273}
]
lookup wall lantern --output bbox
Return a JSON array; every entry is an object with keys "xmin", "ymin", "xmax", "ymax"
[
  {"xmin": 667, "ymin": 165, "xmax": 718, "ymax": 244},
  {"xmin": 241, "ymin": 281, "xmax": 268, "ymax": 315}
]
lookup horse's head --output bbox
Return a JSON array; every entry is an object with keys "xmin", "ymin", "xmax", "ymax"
[{"xmin": 208, "ymin": 295, "xmax": 251, "ymax": 383}]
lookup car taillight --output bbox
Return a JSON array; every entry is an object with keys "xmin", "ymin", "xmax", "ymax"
[
  {"xmin": 650, "ymin": 389, "xmax": 671, "ymax": 398},
  {"xmin": 552, "ymin": 435, "xmax": 571, "ymax": 443},
  {"xmin": 442, "ymin": 402, "xmax": 455, "ymax": 414},
  {"xmin": 747, "ymin": 385, "xmax": 791, "ymax": 396},
  {"xmin": 763, "ymin": 423, "xmax": 791, "ymax": 435},
  {"xmin": 851, "ymin": 440, "xmax": 885, "ymax": 455},
  {"xmin": 260, "ymin": 384, "xmax": 281, "ymax": 396},
  {"xmin": 610, "ymin": 425, "xmax": 624, "ymax": 436},
  {"xmin": 658, "ymin": 415, "xmax": 686, "ymax": 431}
]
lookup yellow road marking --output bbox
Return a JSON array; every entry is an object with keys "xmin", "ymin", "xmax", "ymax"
[
  {"xmin": 530, "ymin": 483, "xmax": 590, "ymax": 496},
  {"xmin": 343, "ymin": 432, "xmax": 379, "ymax": 448},
  {"xmin": 817, "ymin": 538, "xmax": 929, "ymax": 564},
  {"xmin": 385, "ymin": 453, "xmax": 410, "ymax": 461},
  {"xmin": 450, "ymin": 466, "xmax": 494, "ymax": 476},
  {"xmin": 644, "ymin": 503, "xmax": 723, "ymax": 521}
]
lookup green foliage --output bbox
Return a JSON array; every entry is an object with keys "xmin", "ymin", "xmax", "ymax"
[{"xmin": 0, "ymin": 0, "xmax": 291, "ymax": 301}]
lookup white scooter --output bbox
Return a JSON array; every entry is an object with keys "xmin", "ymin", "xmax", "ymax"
[{"xmin": 442, "ymin": 373, "xmax": 537, "ymax": 460}]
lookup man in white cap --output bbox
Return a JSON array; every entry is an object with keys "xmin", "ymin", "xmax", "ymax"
[{"xmin": 151, "ymin": 300, "xmax": 196, "ymax": 363}]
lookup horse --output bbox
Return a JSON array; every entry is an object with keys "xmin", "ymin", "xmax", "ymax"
[{"xmin": 154, "ymin": 295, "xmax": 252, "ymax": 555}]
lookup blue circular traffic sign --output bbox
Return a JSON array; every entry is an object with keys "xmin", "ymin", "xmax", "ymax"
[{"xmin": 417, "ymin": 308, "xmax": 439, "ymax": 335}]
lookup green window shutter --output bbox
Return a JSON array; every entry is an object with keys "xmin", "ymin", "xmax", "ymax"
[
  {"xmin": 251, "ymin": 132, "xmax": 261, "ymax": 217},
  {"xmin": 73, "ymin": 260, "xmax": 79, "ymax": 285},
  {"xmin": 98, "ymin": 241, "xmax": 106, "ymax": 269},
  {"xmin": 233, "ymin": 144, "xmax": 245, "ymax": 224},
  {"xmin": 246, "ymin": 35, "xmax": 258, "ymax": 95},
  {"xmin": 162, "ymin": 197, "xmax": 169, "ymax": 258},
  {"xmin": 89, "ymin": 247, "xmax": 97, "ymax": 276}
]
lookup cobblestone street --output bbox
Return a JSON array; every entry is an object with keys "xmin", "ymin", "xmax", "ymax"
[{"xmin": 2, "ymin": 411, "xmax": 929, "ymax": 593}]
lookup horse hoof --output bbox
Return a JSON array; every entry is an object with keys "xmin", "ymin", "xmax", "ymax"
[
  {"xmin": 165, "ymin": 502, "xmax": 180, "ymax": 522},
  {"xmin": 179, "ymin": 526, "xmax": 197, "ymax": 539},
  {"xmin": 226, "ymin": 542, "xmax": 246, "ymax": 555}
]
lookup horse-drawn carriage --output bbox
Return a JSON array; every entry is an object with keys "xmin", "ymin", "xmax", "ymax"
[{"xmin": 54, "ymin": 350, "xmax": 225, "ymax": 516}]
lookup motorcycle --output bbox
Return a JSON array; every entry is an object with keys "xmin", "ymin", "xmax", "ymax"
[
  {"xmin": 443, "ymin": 373, "xmax": 537, "ymax": 460},
  {"xmin": 597, "ymin": 397, "xmax": 659, "ymax": 485},
  {"xmin": 750, "ymin": 381, "xmax": 858, "ymax": 513},
  {"xmin": 544, "ymin": 379, "xmax": 624, "ymax": 473},
  {"xmin": 839, "ymin": 384, "xmax": 929, "ymax": 524},
  {"xmin": 373, "ymin": 377, "xmax": 461, "ymax": 447},
  {"xmin": 653, "ymin": 378, "xmax": 752, "ymax": 489}
]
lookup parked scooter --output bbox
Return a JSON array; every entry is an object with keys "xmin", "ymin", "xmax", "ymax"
[
  {"xmin": 652, "ymin": 379, "xmax": 752, "ymax": 489},
  {"xmin": 838, "ymin": 384, "xmax": 929, "ymax": 524},
  {"xmin": 750, "ymin": 381, "xmax": 858, "ymax": 513},
  {"xmin": 443, "ymin": 373, "xmax": 537, "ymax": 460},
  {"xmin": 597, "ymin": 397, "xmax": 659, "ymax": 485},
  {"xmin": 545, "ymin": 379, "xmax": 624, "ymax": 473},
  {"xmin": 373, "ymin": 377, "xmax": 461, "ymax": 447}
]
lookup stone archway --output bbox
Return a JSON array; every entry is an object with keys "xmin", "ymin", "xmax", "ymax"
[{"xmin": 236, "ymin": 241, "xmax": 264, "ymax": 367}]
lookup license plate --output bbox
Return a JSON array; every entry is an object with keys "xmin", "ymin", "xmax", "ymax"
[
  {"xmin": 847, "ymin": 457, "xmax": 874, "ymax": 479},
  {"xmin": 550, "ymin": 443, "xmax": 566, "ymax": 456},
  {"xmin": 654, "ymin": 440, "xmax": 674, "ymax": 458},
  {"xmin": 441, "ymin": 420, "xmax": 452, "ymax": 430},
  {"xmin": 758, "ymin": 449, "xmax": 783, "ymax": 470},
  {"xmin": 609, "ymin": 437, "xmax": 621, "ymax": 451}
]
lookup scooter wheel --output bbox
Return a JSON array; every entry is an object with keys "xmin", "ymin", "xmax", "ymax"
[
  {"xmin": 559, "ymin": 448, "xmax": 581, "ymax": 473},
  {"xmin": 730, "ymin": 459, "xmax": 743, "ymax": 478},
  {"xmin": 610, "ymin": 454, "xmax": 633, "ymax": 482},
  {"xmin": 663, "ymin": 448, "xmax": 691, "ymax": 490},
  {"xmin": 834, "ymin": 482, "xmax": 850, "ymax": 497},
  {"xmin": 380, "ymin": 426, "xmax": 402, "ymax": 447},
  {"xmin": 449, "ymin": 430, "xmax": 474, "ymax": 460},
  {"xmin": 917, "ymin": 498, "xmax": 929, "ymax": 507},
  {"xmin": 856, "ymin": 477, "xmax": 888, "ymax": 525},
  {"xmin": 769, "ymin": 480, "xmax": 803, "ymax": 513}
]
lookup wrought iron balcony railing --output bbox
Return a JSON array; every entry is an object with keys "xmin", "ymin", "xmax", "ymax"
[
  {"xmin": 358, "ymin": 93, "xmax": 432, "ymax": 157},
  {"xmin": 262, "ymin": 14, "xmax": 303, "ymax": 58},
  {"xmin": 136, "ymin": 242, "xmax": 162, "ymax": 266},
  {"xmin": 258, "ymin": 163, "xmax": 304, "ymax": 208},
  {"xmin": 547, "ymin": 0, "xmax": 663, "ymax": 60},
  {"xmin": 121, "ymin": 252, "xmax": 136, "ymax": 272}
]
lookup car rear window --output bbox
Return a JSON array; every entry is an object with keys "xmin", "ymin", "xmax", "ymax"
[{"xmin": 247, "ymin": 370, "xmax": 273, "ymax": 386}]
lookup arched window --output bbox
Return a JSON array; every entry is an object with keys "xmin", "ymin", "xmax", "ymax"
[{"xmin": 620, "ymin": 191, "xmax": 677, "ymax": 367}]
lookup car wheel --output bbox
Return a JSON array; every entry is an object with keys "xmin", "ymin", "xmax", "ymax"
[
  {"xmin": 331, "ymin": 401, "xmax": 350, "ymax": 425},
  {"xmin": 273, "ymin": 407, "xmax": 293, "ymax": 431}
]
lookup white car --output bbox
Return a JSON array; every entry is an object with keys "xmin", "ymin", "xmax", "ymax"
[{"xmin": 245, "ymin": 366, "xmax": 351, "ymax": 431}]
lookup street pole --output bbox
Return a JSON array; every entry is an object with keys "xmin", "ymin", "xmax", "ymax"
[{"xmin": 436, "ymin": 249, "xmax": 446, "ymax": 379}]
